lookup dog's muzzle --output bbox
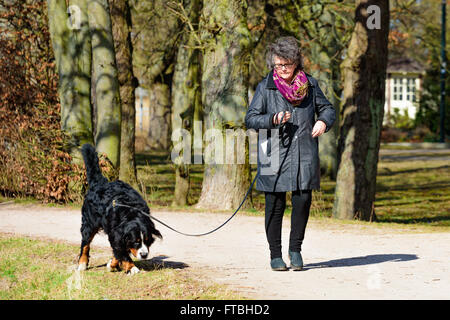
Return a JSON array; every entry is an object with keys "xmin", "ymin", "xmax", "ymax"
[{"xmin": 130, "ymin": 245, "xmax": 149, "ymax": 260}]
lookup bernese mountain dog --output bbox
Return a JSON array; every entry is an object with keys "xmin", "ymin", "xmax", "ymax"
[{"xmin": 77, "ymin": 144, "xmax": 162, "ymax": 275}]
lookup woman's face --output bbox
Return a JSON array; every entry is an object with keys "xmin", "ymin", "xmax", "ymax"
[{"xmin": 273, "ymin": 55, "xmax": 297, "ymax": 83}]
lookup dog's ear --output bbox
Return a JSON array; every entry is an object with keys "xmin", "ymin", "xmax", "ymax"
[
  {"xmin": 153, "ymin": 228, "xmax": 162, "ymax": 240},
  {"xmin": 122, "ymin": 229, "xmax": 133, "ymax": 244}
]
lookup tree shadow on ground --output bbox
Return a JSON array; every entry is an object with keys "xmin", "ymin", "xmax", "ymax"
[
  {"xmin": 90, "ymin": 255, "xmax": 189, "ymax": 271},
  {"xmin": 303, "ymin": 254, "xmax": 418, "ymax": 270},
  {"xmin": 377, "ymin": 165, "xmax": 449, "ymax": 176},
  {"xmin": 377, "ymin": 215, "xmax": 450, "ymax": 225},
  {"xmin": 135, "ymin": 255, "xmax": 189, "ymax": 271}
]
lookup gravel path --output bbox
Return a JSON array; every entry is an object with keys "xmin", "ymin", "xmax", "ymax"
[{"xmin": 0, "ymin": 203, "xmax": 449, "ymax": 299}]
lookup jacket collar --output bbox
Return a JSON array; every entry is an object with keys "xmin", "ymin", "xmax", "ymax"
[
  {"xmin": 266, "ymin": 70, "xmax": 277, "ymax": 89},
  {"xmin": 265, "ymin": 69, "xmax": 316, "ymax": 89}
]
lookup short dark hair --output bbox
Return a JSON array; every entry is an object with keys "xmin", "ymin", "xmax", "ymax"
[{"xmin": 265, "ymin": 36, "xmax": 304, "ymax": 70}]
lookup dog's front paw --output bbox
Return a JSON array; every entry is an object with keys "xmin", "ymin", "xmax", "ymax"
[{"xmin": 127, "ymin": 266, "xmax": 140, "ymax": 275}]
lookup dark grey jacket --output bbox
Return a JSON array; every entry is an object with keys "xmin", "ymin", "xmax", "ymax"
[{"xmin": 245, "ymin": 70, "xmax": 336, "ymax": 192}]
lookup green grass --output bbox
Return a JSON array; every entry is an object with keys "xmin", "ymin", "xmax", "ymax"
[
  {"xmin": 0, "ymin": 234, "xmax": 244, "ymax": 300},
  {"xmin": 375, "ymin": 160, "xmax": 450, "ymax": 227}
]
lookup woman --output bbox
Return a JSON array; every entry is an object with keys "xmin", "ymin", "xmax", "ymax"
[{"xmin": 245, "ymin": 36, "xmax": 336, "ymax": 271}]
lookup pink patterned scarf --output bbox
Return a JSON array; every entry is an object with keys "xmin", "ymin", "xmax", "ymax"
[{"xmin": 273, "ymin": 69, "xmax": 309, "ymax": 106}]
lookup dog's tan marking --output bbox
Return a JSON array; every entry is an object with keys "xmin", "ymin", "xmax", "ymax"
[
  {"xmin": 78, "ymin": 245, "xmax": 90, "ymax": 265},
  {"xmin": 78, "ymin": 234, "xmax": 95, "ymax": 270},
  {"xmin": 129, "ymin": 248, "xmax": 138, "ymax": 257},
  {"xmin": 120, "ymin": 261, "xmax": 136, "ymax": 273},
  {"xmin": 109, "ymin": 257, "xmax": 119, "ymax": 269},
  {"xmin": 106, "ymin": 257, "xmax": 120, "ymax": 272}
]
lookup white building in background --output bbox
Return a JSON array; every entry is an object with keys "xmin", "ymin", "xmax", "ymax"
[
  {"xmin": 135, "ymin": 86, "xmax": 150, "ymax": 134},
  {"xmin": 384, "ymin": 57, "xmax": 426, "ymax": 125}
]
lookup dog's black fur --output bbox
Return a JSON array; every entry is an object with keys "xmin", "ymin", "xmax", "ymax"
[{"xmin": 78, "ymin": 144, "xmax": 162, "ymax": 273}]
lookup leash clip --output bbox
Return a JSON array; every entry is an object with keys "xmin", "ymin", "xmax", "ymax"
[{"xmin": 112, "ymin": 199, "xmax": 116, "ymax": 208}]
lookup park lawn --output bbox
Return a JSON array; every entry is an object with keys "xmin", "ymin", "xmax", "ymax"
[
  {"xmin": 135, "ymin": 150, "xmax": 450, "ymax": 229},
  {"xmin": 375, "ymin": 159, "xmax": 450, "ymax": 227},
  {"xmin": 0, "ymin": 234, "xmax": 243, "ymax": 300}
]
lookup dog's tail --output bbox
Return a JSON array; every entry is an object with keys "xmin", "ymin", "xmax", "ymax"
[{"xmin": 81, "ymin": 144, "xmax": 108, "ymax": 186}]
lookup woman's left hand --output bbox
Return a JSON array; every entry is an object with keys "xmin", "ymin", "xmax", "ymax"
[{"xmin": 311, "ymin": 120, "xmax": 327, "ymax": 138}]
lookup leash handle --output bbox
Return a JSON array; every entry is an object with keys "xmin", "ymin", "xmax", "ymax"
[{"xmin": 112, "ymin": 172, "xmax": 259, "ymax": 237}]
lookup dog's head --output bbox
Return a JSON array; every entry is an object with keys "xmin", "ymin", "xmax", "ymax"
[{"xmin": 123, "ymin": 220, "xmax": 162, "ymax": 260}]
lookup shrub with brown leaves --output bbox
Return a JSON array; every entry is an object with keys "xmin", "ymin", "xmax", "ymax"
[{"xmin": 0, "ymin": 1, "xmax": 86, "ymax": 203}]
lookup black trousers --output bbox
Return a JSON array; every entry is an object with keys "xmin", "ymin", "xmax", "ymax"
[{"xmin": 264, "ymin": 190, "xmax": 312, "ymax": 259}]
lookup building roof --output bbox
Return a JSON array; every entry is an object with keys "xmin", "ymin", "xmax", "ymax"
[{"xmin": 387, "ymin": 57, "xmax": 426, "ymax": 75}]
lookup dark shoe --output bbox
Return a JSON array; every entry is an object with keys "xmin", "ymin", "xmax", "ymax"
[
  {"xmin": 270, "ymin": 257, "xmax": 288, "ymax": 271},
  {"xmin": 289, "ymin": 251, "xmax": 303, "ymax": 271}
]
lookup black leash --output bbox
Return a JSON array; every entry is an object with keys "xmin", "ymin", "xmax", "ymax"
[{"xmin": 111, "ymin": 112, "xmax": 287, "ymax": 237}]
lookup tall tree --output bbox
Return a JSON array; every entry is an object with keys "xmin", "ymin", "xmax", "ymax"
[
  {"xmin": 47, "ymin": 0, "xmax": 93, "ymax": 163},
  {"xmin": 170, "ymin": 0, "xmax": 203, "ymax": 206},
  {"xmin": 88, "ymin": 0, "xmax": 122, "ymax": 168},
  {"xmin": 109, "ymin": 0, "xmax": 138, "ymax": 186},
  {"xmin": 332, "ymin": 0, "xmax": 390, "ymax": 221},
  {"xmin": 130, "ymin": 0, "xmax": 182, "ymax": 150},
  {"xmin": 195, "ymin": 0, "xmax": 252, "ymax": 210}
]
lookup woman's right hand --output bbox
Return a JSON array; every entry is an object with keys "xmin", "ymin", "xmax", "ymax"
[{"xmin": 273, "ymin": 111, "xmax": 291, "ymax": 125}]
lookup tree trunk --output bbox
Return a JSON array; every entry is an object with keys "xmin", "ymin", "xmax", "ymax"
[
  {"xmin": 88, "ymin": 0, "xmax": 121, "ymax": 168},
  {"xmin": 146, "ymin": 83, "xmax": 172, "ymax": 150},
  {"xmin": 47, "ymin": 0, "xmax": 93, "ymax": 164},
  {"xmin": 332, "ymin": 0, "xmax": 389, "ymax": 221},
  {"xmin": 195, "ymin": 0, "xmax": 252, "ymax": 211},
  {"xmin": 109, "ymin": 0, "xmax": 138, "ymax": 187},
  {"xmin": 171, "ymin": 0, "xmax": 203, "ymax": 206},
  {"xmin": 316, "ymin": 60, "xmax": 340, "ymax": 180}
]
